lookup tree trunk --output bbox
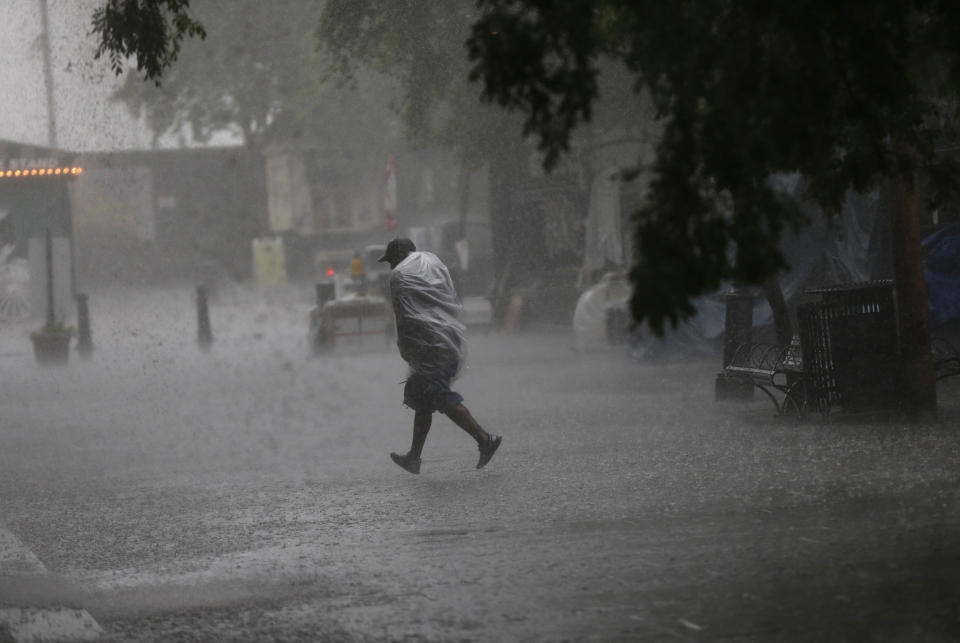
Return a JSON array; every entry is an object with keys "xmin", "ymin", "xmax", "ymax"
[
  {"xmin": 761, "ymin": 276, "xmax": 793, "ymax": 346},
  {"xmin": 891, "ymin": 173, "xmax": 937, "ymax": 413},
  {"xmin": 488, "ymin": 147, "xmax": 527, "ymax": 323}
]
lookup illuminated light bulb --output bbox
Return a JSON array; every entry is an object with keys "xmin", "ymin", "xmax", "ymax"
[
  {"xmin": 54, "ymin": 168, "xmax": 60, "ymax": 175},
  {"xmin": 14, "ymin": 170, "xmax": 21, "ymax": 177},
  {"xmin": 77, "ymin": 167, "xmax": 83, "ymax": 174},
  {"xmin": 29, "ymin": 169, "xmax": 37, "ymax": 176},
  {"xmin": 39, "ymin": 169, "xmax": 47, "ymax": 175}
]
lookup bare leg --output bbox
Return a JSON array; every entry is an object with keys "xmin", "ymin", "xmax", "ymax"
[
  {"xmin": 408, "ymin": 409, "xmax": 433, "ymax": 458},
  {"xmin": 444, "ymin": 403, "xmax": 490, "ymax": 444}
]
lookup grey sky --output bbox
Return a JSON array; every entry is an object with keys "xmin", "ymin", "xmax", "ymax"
[{"xmin": 0, "ymin": 0, "xmax": 152, "ymax": 152}]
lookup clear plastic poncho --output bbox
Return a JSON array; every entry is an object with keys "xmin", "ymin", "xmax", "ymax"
[{"xmin": 390, "ymin": 251, "xmax": 468, "ymax": 379}]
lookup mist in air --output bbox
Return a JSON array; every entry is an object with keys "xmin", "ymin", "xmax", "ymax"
[{"xmin": 0, "ymin": 2, "xmax": 957, "ymax": 641}]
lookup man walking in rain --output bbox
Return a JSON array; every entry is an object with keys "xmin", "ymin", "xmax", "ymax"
[{"xmin": 380, "ymin": 238, "xmax": 502, "ymax": 474}]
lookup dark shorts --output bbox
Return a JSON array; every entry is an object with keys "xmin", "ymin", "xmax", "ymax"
[{"xmin": 403, "ymin": 365, "xmax": 463, "ymax": 414}]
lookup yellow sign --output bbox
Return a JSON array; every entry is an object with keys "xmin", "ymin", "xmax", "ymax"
[{"xmin": 252, "ymin": 237, "xmax": 287, "ymax": 284}]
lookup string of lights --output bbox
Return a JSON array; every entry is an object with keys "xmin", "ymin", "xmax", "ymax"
[{"xmin": 0, "ymin": 167, "xmax": 83, "ymax": 178}]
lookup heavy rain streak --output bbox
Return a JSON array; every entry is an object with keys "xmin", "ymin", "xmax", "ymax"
[{"xmin": 1, "ymin": 1, "xmax": 959, "ymax": 641}]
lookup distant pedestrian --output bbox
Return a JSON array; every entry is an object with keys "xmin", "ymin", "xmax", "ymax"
[{"xmin": 380, "ymin": 237, "xmax": 501, "ymax": 474}]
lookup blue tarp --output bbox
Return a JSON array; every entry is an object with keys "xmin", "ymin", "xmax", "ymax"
[
  {"xmin": 923, "ymin": 223, "xmax": 960, "ymax": 328},
  {"xmin": 622, "ymin": 176, "xmax": 960, "ymax": 356},
  {"xmin": 628, "ymin": 180, "xmax": 894, "ymax": 358}
]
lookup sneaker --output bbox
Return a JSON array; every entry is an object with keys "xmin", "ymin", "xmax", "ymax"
[
  {"xmin": 390, "ymin": 452, "xmax": 421, "ymax": 474},
  {"xmin": 476, "ymin": 434, "xmax": 502, "ymax": 469}
]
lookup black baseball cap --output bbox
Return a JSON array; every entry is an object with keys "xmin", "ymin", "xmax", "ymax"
[{"xmin": 377, "ymin": 237, "xmax": 417, "ymax": 263}]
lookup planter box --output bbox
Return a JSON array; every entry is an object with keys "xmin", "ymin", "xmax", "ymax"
[{"xmin": 31, "ymin": 332, "xmax": 72, "ymax": 366}]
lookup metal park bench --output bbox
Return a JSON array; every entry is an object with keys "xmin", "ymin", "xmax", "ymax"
[
  {"xmin": 716, "ymin": 281, "xmax": 927, "ymax": 419},
  {"xmin": 720, "ymin": 336, "xmax": 806, "ymax": 416}
]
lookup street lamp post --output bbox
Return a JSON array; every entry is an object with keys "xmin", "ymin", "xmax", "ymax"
[{"xmin": 38, "ymin": 0, "xmax": 58, "ymax": 149}]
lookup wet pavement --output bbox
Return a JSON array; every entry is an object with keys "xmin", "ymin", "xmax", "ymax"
[{"xmin": 1, "ymin": 285, "xmax": 959, "ymax": 641}]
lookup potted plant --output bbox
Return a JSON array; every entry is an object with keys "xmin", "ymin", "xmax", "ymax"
[{"xmin": 30, "ymin": 320, "xmax": 74, "ymax": 365}]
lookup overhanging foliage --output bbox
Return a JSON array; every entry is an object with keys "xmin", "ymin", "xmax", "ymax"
[{"xmin": 468, "ymin": 0, "xmax": 960, "ymax": 333}]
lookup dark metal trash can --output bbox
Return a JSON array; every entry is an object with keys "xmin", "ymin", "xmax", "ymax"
[{"xmin": 801, "ymin": 281, "xmax": 901, "ymax": 415}]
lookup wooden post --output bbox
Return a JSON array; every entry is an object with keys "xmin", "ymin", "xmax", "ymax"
[
  {"xmin": 715, "ymin": 289, "xmax": 755, "ymax": 401},
  {"xmin": 45, "ymin": 228, "xmax": 55, "ymax": 328},
  {"xmin": 722, "ymin": 290, "xmax": 754, "ymax": 367},
  {"xmin": 891, "ymin": 174, "xmax": 937, "ymax": 413},
  {"xmin": 196, "ymin": 285, "xmax": 213, "ymax": 349},
  {"xmin": 76, "ymin": 293, "xmax": 93, "ymax": 357}
]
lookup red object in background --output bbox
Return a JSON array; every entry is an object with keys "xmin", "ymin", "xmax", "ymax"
[{"xmin": 326, "ymin": 267, "xmax": 336, "ymax": 277}]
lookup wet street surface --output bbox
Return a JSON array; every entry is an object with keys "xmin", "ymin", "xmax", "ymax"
[{"xmin": 1, "ymin": 286, "xmax": 959, "ymax": 641}]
